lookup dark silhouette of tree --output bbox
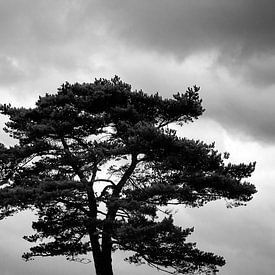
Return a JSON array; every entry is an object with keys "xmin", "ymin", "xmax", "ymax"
[{"xmin": 0, "ymin": 76, "xmax": 256, "ymax": 275}]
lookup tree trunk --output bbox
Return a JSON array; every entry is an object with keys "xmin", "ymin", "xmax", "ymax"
[
  {"xmin": 91, "ymin": 249, "xmax": 113, "ymax": 275},
  {"xmin": 92, "ymin": 254, "xmax": 113, "ymax": 275},
  {"xmin": 101, "ymin": 231, "xmax": 114, "ymax": 275},
  {"xmin": 89, "ymin": 229, "xmax": 114, "ymax": 275},
  {"xmin": 100, "ymin": 256, "xmax": 113, "ymax": 275}
]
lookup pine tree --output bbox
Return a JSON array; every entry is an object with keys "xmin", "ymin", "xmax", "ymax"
[{"xmin": 0, "ymin": 76, "xmax": 256, "ymax": 275}]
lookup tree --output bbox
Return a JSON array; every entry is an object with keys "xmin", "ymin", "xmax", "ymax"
[{"xmin": 0, "ymin": 76, "xmax": 256, "ymax": 275}]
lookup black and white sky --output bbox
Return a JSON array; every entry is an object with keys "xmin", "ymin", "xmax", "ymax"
[{"xmin": 0, "ymin": 1, "xmax": 275, "ymax": 274}]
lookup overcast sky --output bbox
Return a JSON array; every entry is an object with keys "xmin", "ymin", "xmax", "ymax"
[{"xmin": 0, "ymin": 1, "xmax": 275, "ymax": 274}]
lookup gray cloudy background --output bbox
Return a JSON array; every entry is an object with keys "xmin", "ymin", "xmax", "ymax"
[{"xmin": 0, "ymin": 0, "xmax": 275, "ymax": 274}]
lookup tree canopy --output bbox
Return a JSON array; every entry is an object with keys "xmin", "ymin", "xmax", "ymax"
[{"xmin": 0, "ymin": 76, "xmax": 256, "ymax": 275}]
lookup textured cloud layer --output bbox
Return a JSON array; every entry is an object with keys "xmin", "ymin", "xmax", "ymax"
[
  {"xmin": 2, "ymin": 0, "xmax": 275, "ymax": 85},
  {"xmin": 94, "ymin": 0, "xmax": 275, "ymax": 86}
]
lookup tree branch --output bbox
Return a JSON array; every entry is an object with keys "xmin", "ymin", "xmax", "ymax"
[
  {"xmin": 59, "ymin": 136, "xmax": 98, "ymax": 217},
  {"xmin": 114, "ymin": 154, "xmax": 138, "ymax": 195},
  {"xmin": 94, "ymin": 179, "xmax": 116, "ymax": 186}
]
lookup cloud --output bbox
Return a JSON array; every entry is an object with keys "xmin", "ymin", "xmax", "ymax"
[
  {"xmin": 0, "ymin": 0, "xmax": 111, "ymax": 88},
  {"xmin": 92, "ymin": 0, "xmax": 275, "ymax": 86},
  {"xmin": 0, "ymin": 55, "xmax": 27, "ymax": 85},
  {"xmin": 1, "ymin": 0, "xmax": 275, "ymax": 87},
  {"xmin": 202, "ymin": 79, "xmax": 275, "ymax": 144}
]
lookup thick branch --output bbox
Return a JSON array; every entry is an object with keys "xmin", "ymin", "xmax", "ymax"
[
  {"xmin": 100, "ymin": 153, "xmax": 138, "ymax": 266},
  {"xmin": 114, "ymin": 154, "xmax": 138, "ymax": 196}
]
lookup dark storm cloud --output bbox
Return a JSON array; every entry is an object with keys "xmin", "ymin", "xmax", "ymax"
[
  {"xmin": 94, "ymin": 0, "xmax": 275, "ymax": 86},
  {"xmin": 1, "ymin": 0, "xmax": 275, "ymax": 86},
  {"xmin": 202, "ymin": 82, "xmax": 275, "ymax": 144}
]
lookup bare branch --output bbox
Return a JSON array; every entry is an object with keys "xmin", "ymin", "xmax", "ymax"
[{"xmin": 94, "ymin": 179, "xmax": 116, "ymax": 186}]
